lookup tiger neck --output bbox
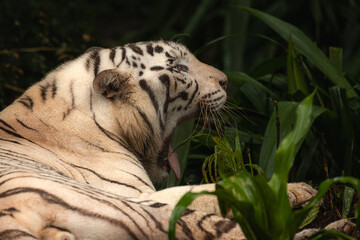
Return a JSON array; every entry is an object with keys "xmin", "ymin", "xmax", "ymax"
[{"xmin": 1, "ymin": 71, "xmax": 167, "ymax": 185}]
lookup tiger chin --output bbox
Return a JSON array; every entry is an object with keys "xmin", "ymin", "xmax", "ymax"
[{"xmin": 0, "ymin": 41, "xmax": 319, "ymax": 240}]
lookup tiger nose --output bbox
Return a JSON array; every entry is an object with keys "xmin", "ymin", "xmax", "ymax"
[
  {"xmin": 210, "ymin": 72, "xmax": 228, "ymax": 91},
  {"xmin": 219, "ymin": 77, "xmax": 228, "ymax": 90}
]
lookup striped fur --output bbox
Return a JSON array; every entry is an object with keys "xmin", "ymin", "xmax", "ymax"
[
  {"xmin": 0, "ymin": 41, "xmax": 245, "ymax": 239},
  {"xmin": 0, "ymin": 41, "xmax": 317, "ymax": 239}
]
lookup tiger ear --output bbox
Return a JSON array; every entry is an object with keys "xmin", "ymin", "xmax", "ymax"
[{"xmin": 93, "ymin": 69, "xmax": 133, "ymax": 99}]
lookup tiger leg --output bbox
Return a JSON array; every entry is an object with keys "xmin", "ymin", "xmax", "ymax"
[
  {"xmin": 0, "ymin": 171, "xmax": 243, "ymax": 240},
  {"xmin": 287, "ymin": 182, "xmax": 318, "ymax": 208},
  {"xmin": 145, "ymin": 182, "xmax": 318, "ymax": 216}
]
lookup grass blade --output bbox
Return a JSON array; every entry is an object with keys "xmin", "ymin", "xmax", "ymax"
[
  {"xmin": 236, "ymin": 6, "xmax": 357, "ymax": 98},
  {"xmin": 342, "ymin": 186, "xmax": 355, "ymax": 218},
  {"xmin": 259, "ymin": 101, "xmax": 326, "ymax": 178},
  {"xmin": 287, "ymin": 37, "xmax": 309, "ymax": 95}
]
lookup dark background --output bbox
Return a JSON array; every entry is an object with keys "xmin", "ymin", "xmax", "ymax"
[{"xmin": 1, "ymin": 0, "xmax": 359, "ymax": 107}]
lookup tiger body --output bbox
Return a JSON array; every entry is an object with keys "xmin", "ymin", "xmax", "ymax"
[
  {"xmin": 0, "ymin": 41, "xmax": 317, "ymax": 240},
  {"xmin": 0, "ymin": 41, "xmax": 244, "ymax": 239}
]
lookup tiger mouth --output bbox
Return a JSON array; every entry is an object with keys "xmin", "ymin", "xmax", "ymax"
[{"xmin": 158, "ymin": 136, "xmax": 181, "ymax": 180}]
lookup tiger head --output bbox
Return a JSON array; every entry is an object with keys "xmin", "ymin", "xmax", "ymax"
[{"xmin": 92, "ymin": 41, "xmax": 227, "ymax": 182}]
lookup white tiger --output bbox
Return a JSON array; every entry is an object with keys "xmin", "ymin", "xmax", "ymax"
[{"xmin": 0, "ymin": 41, "xmax": 325, "ymax": 240}]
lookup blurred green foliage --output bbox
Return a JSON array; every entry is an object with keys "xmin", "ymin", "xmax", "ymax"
[{"xmin": 1, "ymin": 0, "xmax": 360, "ymax": 187}]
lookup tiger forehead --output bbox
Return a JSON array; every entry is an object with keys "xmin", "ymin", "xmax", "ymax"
[{"xmin": 125, "ymin": 41, "xmax": 189, "ymax": 59}]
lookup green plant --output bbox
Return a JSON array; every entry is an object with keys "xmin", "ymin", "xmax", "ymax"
[
  {"xmin": 169, "ymin": 92, "xmax": 360, "ymax": 240},
  {"xmin": 202, "ymin": 131, "xmax": 244, "ymax": 183},
  {"xmin": 169, "ymin": 6, "xmax": 360, "ymax": 239}
]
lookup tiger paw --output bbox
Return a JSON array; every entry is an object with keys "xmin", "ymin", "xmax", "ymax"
[
  {"xmin": 325, "ymin": 219, "xmax": 356, "ymax": 235},
  {"xmin": 294, "ymin": 219, "xmax": 356, "ymax": 240},
  {"xmin": 40, "ymin": 227, "xmax": 76, "ymax": 240},
  {"xmin": 287, "ymin": 182, "xmax": 317, "ymax": 208}
]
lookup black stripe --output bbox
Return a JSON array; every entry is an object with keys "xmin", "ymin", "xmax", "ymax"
[
  {"xmin": 121, "ymin": 200, "xmax": 151, "ymax": 229},
  {"xmin": 89, "ymin": 88, "xmax": 93, "ymax": 111},
  {"xmin": 117, "ymin": 47, "xmax": 126, "ymax": 67},
  {"xmin": 85, "ymin": 57, "xmax": 91, "ymax": 71},
  {"xmin": 146, "ymin": 44, "xmax": 154, "ymax": 56},
  {"xmin": 0, "ymin": 119, "xmax": 16, "ymax": 132},
  {"xmin": 184, "ymin": 80, "xmax": 199, "ymax": 110},
  {"xmin": 154, "ymin": 45, "xmax": 164, "ymax": 53},
  {"xmin": 62, "ymin": 81, "xmax": 75, "ymax": 120},
  {"xmin": 169, "ymin": 91, "xmax": 188, "ymax": 103},
  {"xmin": 47, "ymin": 225, "xmax": 71, "ymax": 233},
  {"xmin": 176, "ymin": 64, "xmax": 189, "ymax": 73},
  {"xmin": 93, "ymin": 51, "xmax": 101, "ymax": 76},
  {"xmin": 51, "ymin": 79, "xmax": 57, "ymax": 98},
  {"xmin": 86, "ymin": 48, "xmax": 101, "ymax": 76},
  {"xmin": 215, "ymin": 220, "xmax": 237, "ymax": 238},
  {"xmin": 110, "ymin": 48, "xmax": 116, "ymax": 64},
  {"xmin": 0, "ymin": 124, "xmax": 82, "ymax": 180},
  {"xmin": 92, "ymin": 115, "xmax": 139, "ymax": 160},
  {"xmin": 177, "ymin": 218, "xmax": 195, "ymax": 240},
  {"xmin": 121, "ymin": 170, "xmax": 154, "ymax": 190},
  {"xmin": 175, "ymin": 77, "xmax": 186, "ymax": 84},
  {"xmin": 197, "ymin": 214, "xmax": 216, "ymax": 240},
  {"xmin": 142, "ymin": 208, "xmax": 166, "ymax": 233},
  {"xmin": 40, "ymin": 83, "xmax": 50, "ymax": 102},
  {"xmin": 0, "ymin": 138, "xmax": 20, "ymax": 144},
  {"xmin": 150, "ymin": 66, "xmax": 164, "ymax": 71},
  {"xmin": 139, "ymin": 80, "xmax": 159, "ymax": 113},
  {"xmin": 0, "ymin": 229, "xmax": 37, "ymax": 240},
  {"xmin": 18, "ymin": 95, "xmax": 34, "ymax": 111},
  {"xmin": 136, "ymin": 107, "xmax": 154, "ymax": 135},
  {"xmin": 148, "ymin": 202, "xmax": 167, "ymax": 208},
  {"xmin": 16, "ymin": 119, "xmax": 37, "ymax": 132},
  {"xmin": 0, "ymin": 126, "xmax": 26, "ymax": 141},
  {"xmin": 211, "ymin": 95, "xmax": 224, "ymax": 102},
  {"xmin": 75, "ymin": 165, "xmax": 142, "ymax": 193},
  {"xmin": 0, "ymin": 149, "xmax": 59, "ymax": 172},
  {"xmin": 0, "ymin": 207, "xmax": 20, "ymax": 216},
  {"xmin": 159, "ymin": 74, "xmax": 170, "ymax": 115},
  {"xmin": 128, "ymin": 44, "xmax": 143, "ymax": 55},
  {"xmin": 165, "ymin": 51, "xmax": 175, "ymax": 59},
  {"xmin": 0, "ymin": 188, "xmax": 139, "ymax": 240},
  {"xmin": 85, "ymin": 46, "xmax": 102, "ymax": 54},
  {"xmin": 138, "ymin": 80, "xmax": 164, "ymax": 131}
]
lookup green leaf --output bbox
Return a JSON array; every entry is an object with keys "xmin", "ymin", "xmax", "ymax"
[
  {"xmin": 329, "ymin": 47, "xmax": 343, "ymax": 72},
  {"xmin": 342, "ymin": 186, "xmax": 355, "ymax": 218},
  {"xmin": 270, "ymin": 92, "xmax": 316, "ymax": 184},
  {"xmin": 267, "ymin": 92, "xmax": 318, "ymax": 237},
  {"xmin": 218, "ymin": 172, "xmax": 284, "ymax": 239},
  {"xmin": 259, "ymin": 101, "xmax": 326, "ymax": 178},
  {"xmin": 259, "ymin": 101, "xmax": 297, "ymax": 178},
  {"xmin": 226, "ymin": 71, "xmax": 276, "ymax": 97},
  {"xmin": 287, "ymin": 37, "xmax": 309, "ymax": 95},
  {"xmin": 293, "ymin": 176, "xmax": 360, "ymax": 231},
  {"xmin": 250, "ymin": 57, "xmax": 286, "ymax": 78},
  {"xmin": 299, "ymin": 201, "xmax": 320, "ymax": 229},
  {"xmin": 236, "ymin": 6, "xmax": 357, "ymax": 98}
]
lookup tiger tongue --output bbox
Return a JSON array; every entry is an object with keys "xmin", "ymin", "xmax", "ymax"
[{"xmin": 168, "ymin": 145, "xmax": 181, "ymax": 180}]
